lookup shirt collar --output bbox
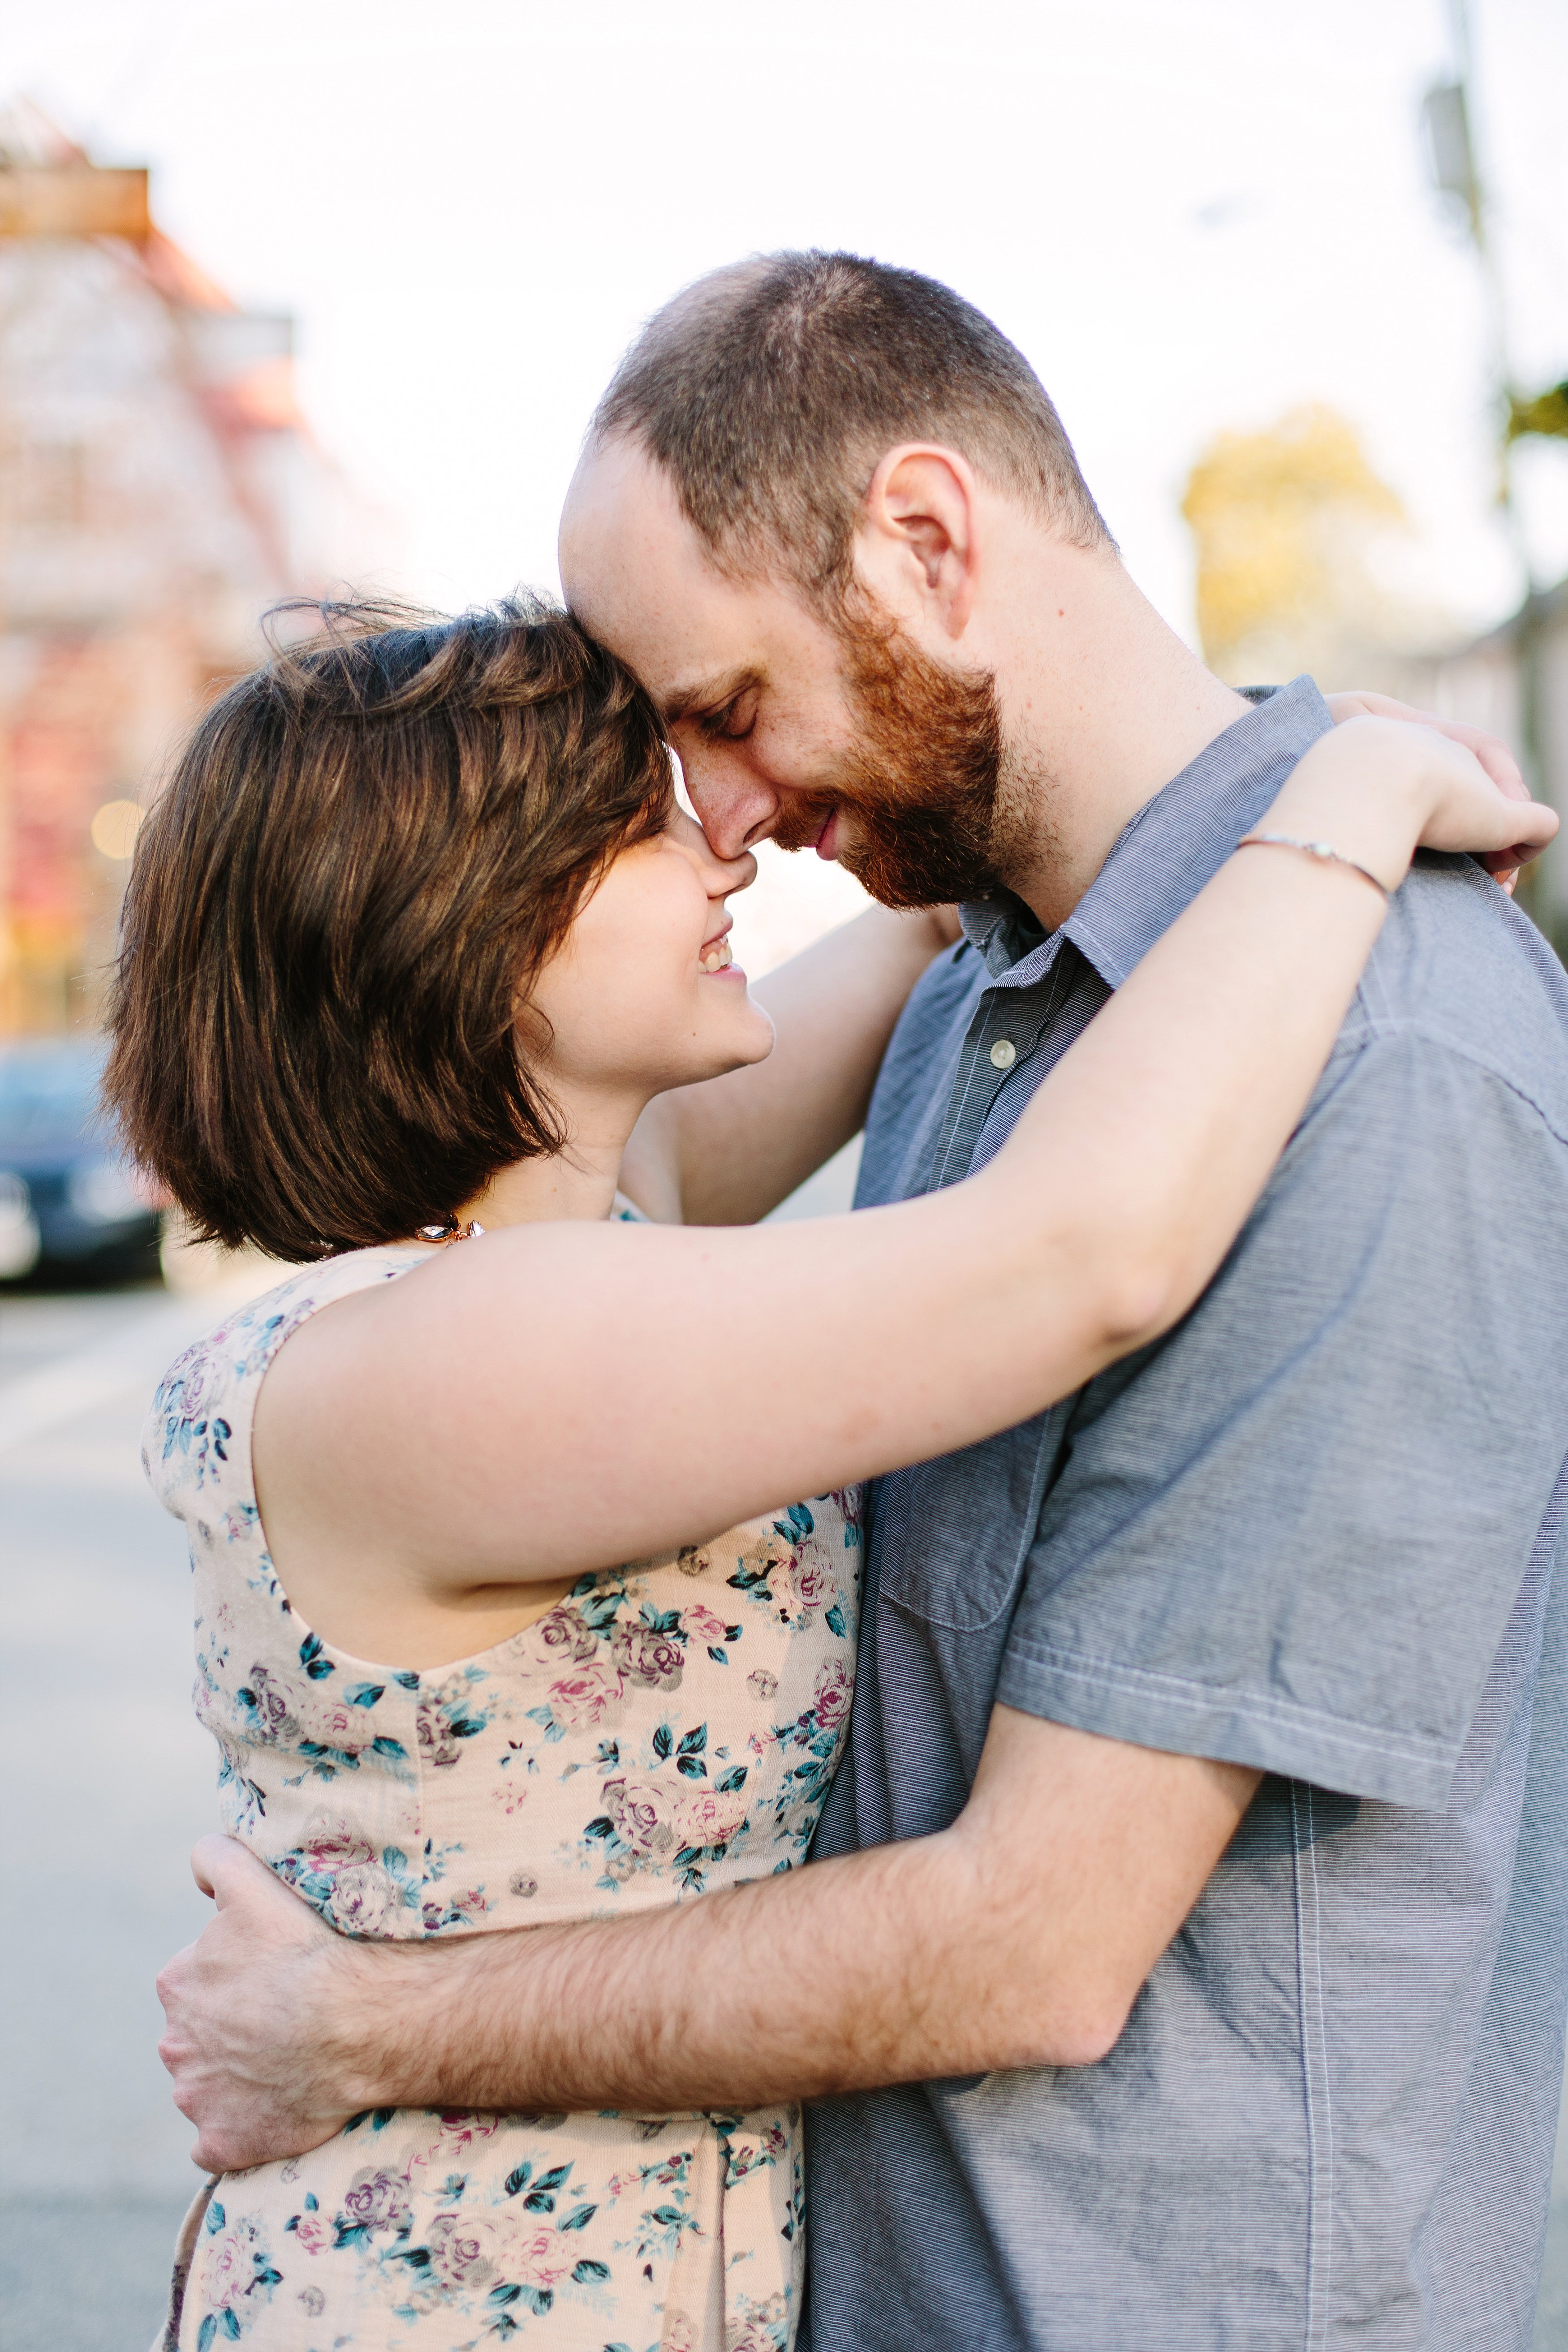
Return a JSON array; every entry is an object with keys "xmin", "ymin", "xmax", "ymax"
[{"xmin": 959, "ymin": 675, "xmax": 1334, "ymax": 991}]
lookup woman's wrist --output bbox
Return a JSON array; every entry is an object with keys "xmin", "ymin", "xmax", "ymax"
[{"xmin": 1260, "ymin": 725, "xmax": 1429, "ymax": 895}]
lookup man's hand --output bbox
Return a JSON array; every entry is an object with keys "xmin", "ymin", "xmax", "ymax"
[
  {"xmin": 1326, "ymin": 690, "xmax": 1534, "ymax": 890},
  {"xmin": 159, "ymin": 1715, "xmax": 1260, "ymax": 2167},
  {"xmin": 158, "ymin": 1836, "xmax": 364, "ymax": 2172}
]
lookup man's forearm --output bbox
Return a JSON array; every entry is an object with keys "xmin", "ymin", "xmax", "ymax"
[
  {"xmin": 164, "ymin": 1713, "xmax": 1258, "ymax": 2171},
  {"xmin": 340, "ymin": 1826, "xmax": 1053, "ymax": 2116},
  {"xmin": 332, "ymin": 1708, "xmax": 1257, "ymax": 2117}
]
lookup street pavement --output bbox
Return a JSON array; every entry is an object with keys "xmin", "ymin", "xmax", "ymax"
[
  {"xmin": 1, "ymin": 1280, "xmax": 240, "ymax": 2352},
  {"xmin": 3, "ymin": 1185, "xmax": 1566, "ymax": 2349}
]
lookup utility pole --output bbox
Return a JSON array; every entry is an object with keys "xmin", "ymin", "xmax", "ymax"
[
  {"xmin": 1422, "ymin": 0, "xmax": 1553, "ymax": 936},
  {"xmin": 1422, "ymin": 4, "xmax": 1533, "ymax": 579}
]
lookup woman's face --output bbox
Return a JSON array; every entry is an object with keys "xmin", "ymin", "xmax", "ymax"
[{"xmin": 526, "ymin": 806, "xmax": 774, "ymax": 1106}]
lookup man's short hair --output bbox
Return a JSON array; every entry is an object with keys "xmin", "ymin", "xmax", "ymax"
[{"xmin": 591, "ymin": 250, "xmax": 1110, "ymax": 603}]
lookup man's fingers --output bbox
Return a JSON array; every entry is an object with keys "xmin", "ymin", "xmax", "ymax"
[
  {"xmin": 190, "ymin": 1834, "xmax": 230, "ymax": 1901},
  {"xmin": 156, "ymin": 1941, "xmax": 196, "ymax": 2024},
  {"xmin": 190, "ymin": 1831, "xmax": 286, "ymax": 1911},
  {"xmin": 192, "ymin": 2125, "xmax": 245, "ymax": 2175}
]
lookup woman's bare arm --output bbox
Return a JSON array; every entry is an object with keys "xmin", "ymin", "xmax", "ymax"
[
  {"xmin": 618, "ymin": 903, "xmax": 955, "ymax": 1225},
  {"xmin": 254, "ymin": 720, "xmax": 1552, "ymax": 1598},
  {"xmin": 620, "ymin": 696, "xmax": 1525, "ymax": 1227}
]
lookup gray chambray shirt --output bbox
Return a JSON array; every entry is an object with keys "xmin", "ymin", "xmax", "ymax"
[{"xmin": 800, "ymin": 678, "xmax": 1568, "ymax": 2352}]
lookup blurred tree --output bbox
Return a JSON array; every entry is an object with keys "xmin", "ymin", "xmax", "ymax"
[
  {"xmin": 1180, "ymin": 406, "xmax": 1411, "ymax": 685},
  {"xmin": 1508, "ymin": 381, "xmax": 1568, "ymax": 447}
]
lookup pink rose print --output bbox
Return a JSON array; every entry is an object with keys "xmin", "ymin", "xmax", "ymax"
[
  {"xmin": 165, "ymin": 1345, "xmax": 214, "ymax": 1426},
  {"xmin": 679, "ymin": 1786, "xmax": 748, "ymax": 1848},
  {"xmin": 330, "ymin": 1861, "xmax": 396, "ymax": 1934},
  {"xmin": 524, "ymin": 1604, "xmax": 598, "ymax": 1669},
  {"xmin": 299, "ymin": 1694, "xmax": 366, "ymax": 1750},
  {"xmin": 296, "ymin": 1815, "xmax": 376, "ymax": 1874},
  {"xmin": 429, "ymin": 2210, "xmax": 500, "ymax": 2294},
  {"xmin": 611, "ymin": 1620, "xmax": 685, "ymax": 1689},
  {"xmin": 506, "ymin": 2222, "xmax": 576, "ymax": 2289},
  {"xmin": 549, "ymin": 1662, "xmax": 626, "ymax": 1729},
  {"xmin": 605, "ymin": 1773, "xmax": 684, "ymax": 1856},
  {"xmin": 792, "ymin": 1548, "xmax": 831, "ymax": 1610},
  {"xmin": 241, "ymin": 1662, "xmax": 306, "ymax": 1743},
  {"xmin": 728, "ymin": 2298, "xmax": 790, "ymax": 2352},
  {"xmin": 682, "ymin": 1603, "xmax": 728, "ymax": 1644},
  {"xmin": 292, "ymin": 2209, "xmax": 332, "ymax": 2256},
  {"xmin": 204, "ymin": 2227, "xmax": 252, "ymax": 2310},
  {"xmin": 813, "ymin": 1657, "xmax": 852, "ymax": 1732},
  {"xmin": 341, "ymin": 2167, "xmax": 411, "ymax": 2235}
]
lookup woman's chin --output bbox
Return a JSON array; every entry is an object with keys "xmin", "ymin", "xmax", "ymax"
[{"xmin": 691, "ymin": 995, "xmax": 776, "ymax": 1081}]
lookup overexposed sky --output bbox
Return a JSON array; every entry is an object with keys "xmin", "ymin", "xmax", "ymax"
[{"xmin": 8, "ymin": 0, "xmax": 1566, "ymax": 648}]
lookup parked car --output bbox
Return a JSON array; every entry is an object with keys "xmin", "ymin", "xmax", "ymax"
[{"xmin": 0, "ymin": 1039, "xmax": 163, "ymax": 1283}]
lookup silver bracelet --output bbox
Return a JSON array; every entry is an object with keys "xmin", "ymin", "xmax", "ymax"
[{"xmin": 1236, "ymin": 831, "xmax": 1391, "ymax": 901}]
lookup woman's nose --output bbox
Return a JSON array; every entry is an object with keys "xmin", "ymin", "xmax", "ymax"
[
  {"xmin": 712, "ymin": 843, "xmax": 758, "ymax": 897},
  {"xmin": 672, "ymin": 806, "xmax": 757, "ymax": 896},
  {"xmin": 683, "ymin": 758, "xmax": 780, "ymax": 864}
]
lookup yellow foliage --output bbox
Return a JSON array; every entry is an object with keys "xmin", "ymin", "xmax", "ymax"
[
  {"xmin": 1507, "ymin": 381, "xmax": 1568, "ymax": 444},
  {"xmin": 1181, "ymin": 406, "xmax": 1404, "ymax": 676}
]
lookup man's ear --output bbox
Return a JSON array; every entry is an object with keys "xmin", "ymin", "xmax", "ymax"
[{"xmin": 855, "ymin": 444, "xmax": 979, "ymax": 640}]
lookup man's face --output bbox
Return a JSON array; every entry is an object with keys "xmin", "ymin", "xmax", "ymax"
[{"xmin": 559, "ymin": 437, "xmax": 1010, "ymax": 907}]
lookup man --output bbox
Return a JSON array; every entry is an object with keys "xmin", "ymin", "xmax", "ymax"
[{"xmin": 160, "ymin": 255, "xmax": 1568, "ymax": 2348}]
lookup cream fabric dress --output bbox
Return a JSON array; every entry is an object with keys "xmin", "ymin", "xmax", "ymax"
[{"xmin": 146, "ymin": 1219, "xmax": 861, "ymax": 2352}]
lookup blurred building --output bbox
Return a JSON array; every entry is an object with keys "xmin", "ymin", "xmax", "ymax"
[
  {"xmin": 1392, "ymin": 585, "xmax": 1568, "ymax": 955},
  {"xmin": 0, "ymin": 100, "xmax": 382, "ymax": 1036}
]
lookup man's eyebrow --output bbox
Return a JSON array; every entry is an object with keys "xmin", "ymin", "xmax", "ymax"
[{"xmin": 659, "ymin": 667, "xmax": 762, "ymax": 724}]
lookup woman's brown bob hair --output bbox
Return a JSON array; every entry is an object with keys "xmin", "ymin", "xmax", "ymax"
[{"xmin": 104, "ymin": 596, "xmax": 674, "ymax": 1263}]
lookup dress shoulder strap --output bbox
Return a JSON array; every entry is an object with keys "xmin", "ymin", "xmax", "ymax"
[{"xmin": 142, "ymin": 1246, "xmax": 424, "ymax": 1529}]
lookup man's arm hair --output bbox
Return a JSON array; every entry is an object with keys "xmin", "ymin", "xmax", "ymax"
[{"xmin": 161, "ymin": 1707, "xmax": 1258, "ymax": 2172}]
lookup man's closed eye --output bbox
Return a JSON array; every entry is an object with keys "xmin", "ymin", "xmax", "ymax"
[{"xmin": 699, "ymin": 688, "xmax": 760, "ymax": 741}]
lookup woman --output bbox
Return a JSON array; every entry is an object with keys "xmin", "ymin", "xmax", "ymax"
[{"xmin": 107, "ymin": 596, "xmax": 1545, "ymax": 2352}]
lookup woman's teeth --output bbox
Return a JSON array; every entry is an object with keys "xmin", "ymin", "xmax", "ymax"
[{"xmin": 701, "ymin": 940, "xmax": 733, "ymax": 974}]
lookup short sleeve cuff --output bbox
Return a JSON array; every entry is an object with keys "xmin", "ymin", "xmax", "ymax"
[{"xmin": 997, "ymin": 1634, "xmax": 1462, "ymax": 1808}]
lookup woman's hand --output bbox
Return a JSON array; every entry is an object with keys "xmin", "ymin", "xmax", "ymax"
[
  {"xmin": 1325, "ymin": 691, "xmax": 1537, "ymax": 887},
  {"xmin": 1268, "ymin": 717, "xmax": 1556, "ymax": 895}
]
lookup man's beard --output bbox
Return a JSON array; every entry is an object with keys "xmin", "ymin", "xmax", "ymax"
[{"xmin": 771, "ymin": 607, "xmax": 1024, "ymax": 909}]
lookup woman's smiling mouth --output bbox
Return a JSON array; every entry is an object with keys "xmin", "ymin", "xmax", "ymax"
[{"xmin": 700, "ymin": 916, "xmax": 736, "ymax": 975}]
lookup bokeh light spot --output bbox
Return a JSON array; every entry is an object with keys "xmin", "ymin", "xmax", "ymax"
[{"xmin": 90, "ymin": 799, "xmax": 144, "ymax": 860}]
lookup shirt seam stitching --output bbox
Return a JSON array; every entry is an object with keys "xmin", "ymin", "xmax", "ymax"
[
  {"xmin": 1000, "ymin": 1639, "xmax": 1459, "ymax": 1766},
  {"xmin": 1328, "ymin": 1013, "xmax": 1568, "ymax": 1144}
]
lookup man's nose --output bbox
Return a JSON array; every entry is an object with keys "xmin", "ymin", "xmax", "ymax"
[{"xmin": 684, "ymin": 757, "xmax": 779, "ymax": 861}]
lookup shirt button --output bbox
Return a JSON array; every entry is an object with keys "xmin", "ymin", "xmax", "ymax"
[{"xmin": 990, "ymin": 1038, "xmax": 1017, "ymax": 1069}]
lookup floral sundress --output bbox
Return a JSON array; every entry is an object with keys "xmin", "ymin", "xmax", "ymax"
[{"xmin": 145, "ymin": 1224, "xmax": 861, "ymax": 2352}]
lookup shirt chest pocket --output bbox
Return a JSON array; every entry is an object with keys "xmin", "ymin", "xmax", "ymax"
[{"xmin": 871, "ymin": 1410, "xmax": 1063, "ymax": 1632}]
